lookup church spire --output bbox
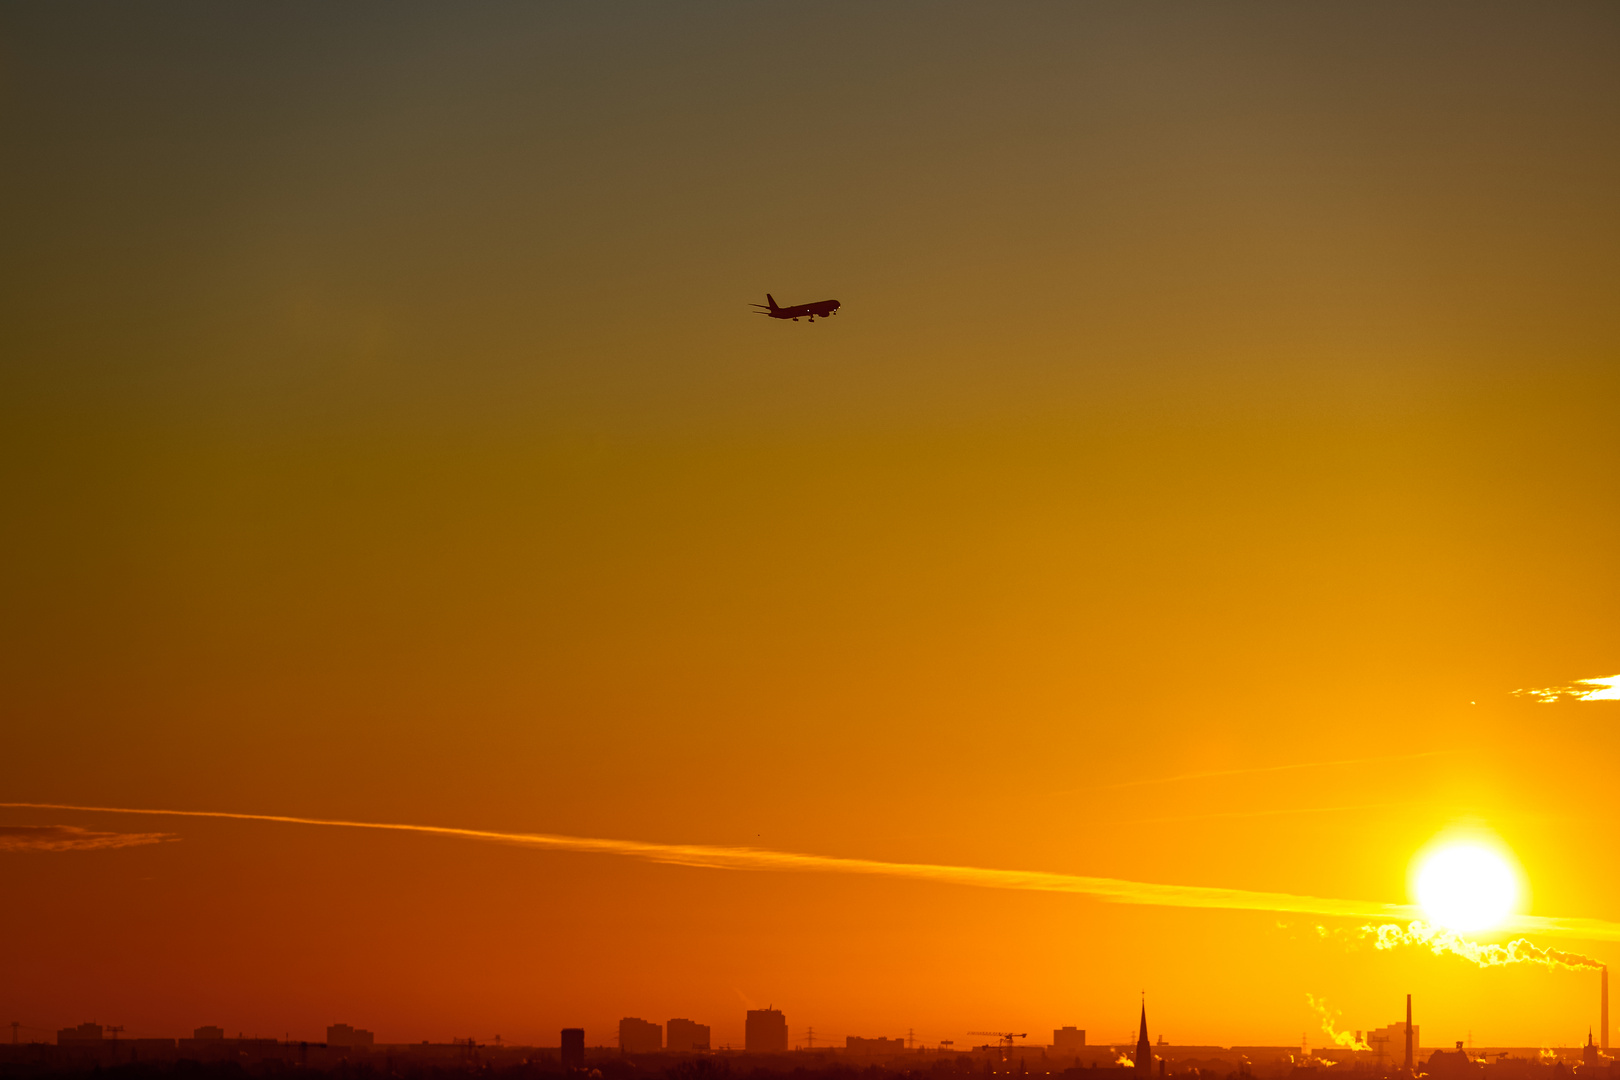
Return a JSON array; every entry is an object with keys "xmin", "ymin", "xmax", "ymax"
[{"xmin": 1136, "ymin": 998, "xmax": 1151, "ymax": 1070}]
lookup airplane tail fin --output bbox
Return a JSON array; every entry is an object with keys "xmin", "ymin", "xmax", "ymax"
[{"xmin": 766, "ymin": 293, "xmax": 779, "ymax": 312}]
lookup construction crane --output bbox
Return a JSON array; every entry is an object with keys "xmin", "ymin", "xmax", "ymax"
[{"xmin": 968, "ymin": 1032, "xmax": 1027, "ymax": 1062}]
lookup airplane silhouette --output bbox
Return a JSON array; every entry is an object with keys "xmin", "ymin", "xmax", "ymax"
[{"xmin": 752, "ymin": 293, "xmax": 841, "ymax": 322}]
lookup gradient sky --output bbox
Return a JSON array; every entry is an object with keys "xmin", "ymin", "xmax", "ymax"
[{"xmin": 3, "ymin": 0, "xmax": 1619, "ymax": 1054}]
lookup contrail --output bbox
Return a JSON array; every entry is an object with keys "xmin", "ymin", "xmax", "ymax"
[{"xmin": 3, "ymin": 801, "xmax": 1618, "ymax": 940}]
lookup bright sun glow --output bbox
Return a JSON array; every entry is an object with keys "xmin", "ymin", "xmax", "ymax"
[{"xmin": 1414, "ymin": 842, "xmax": 1519, "ymax": 932}]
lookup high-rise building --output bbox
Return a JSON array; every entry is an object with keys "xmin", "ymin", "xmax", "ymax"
[
  {"xmin": 1135, "ymin": 1004, "xmax": 1151, "ymax": 1069},
  {"xmin": 326, "ymin": 1024, "xmax": 374, "ymax": 1049},
  {"xmin": 1053, "ymin": 1028, "xmax": 1086, "ymax": 1054},
  {"xmin": 561, "ymin": 1029, "xmax": 586, "ymax": 1070},
  {"xmin": 619, "ymin": 1018, "xmax": 662, "ymax": 1054},
  {"xmin": 667, "ymin": 1019, "xmax": 711, "ymax": 1052},
  {"xmin": 745, "ymin": 1009, "xmax": 788, "ymax": 1052}
]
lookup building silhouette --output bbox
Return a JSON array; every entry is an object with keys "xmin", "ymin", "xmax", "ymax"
[
  {"xmin": 1367, "ymin": 1016, "xmax": 1419, "ymax": 1069},
  {"xmin": 326, "ymin": 1025, "xmax": 373, "ymax": 1049},
  {"xmin": 667, "ymin": 1019, "xmax": 711, "ymax": 1052},
  {"xmin": 1053, "ymin": 1028, "xmax": 1086, "ymax": 1054},
  {"xmin": 561, "ymin": 1029, "xmax": 585, "ymax": 1070},
  {"xmin": 846, "ymin": 1036, "xmax": 906, "ymax": 1054},
  {"xmin": 619, "ymin": 1018, "xmax": 662, "ymax": 1054},
  {"xmin": 746, "ymin": 1009, "xmax": 788, "ymax": 1052},
  {"xmin": 57, "ymin": 1024, "xmax": 103, "ymax": 1044},
  {"xmin": 192, "ymin": 1028, "xmax": 224, "ymax": 1042},
  {"xmin": 1135, "ymin": 1003, "xmax": 1152, "ymax": 1070},
  {"xmin": 1583, "ymin": 1030, "xmax": 1603, "ymax": 1070},
  {"xmin": 1425, "ymin": 1041, "xmax": 1481, "ymax": 1079}
]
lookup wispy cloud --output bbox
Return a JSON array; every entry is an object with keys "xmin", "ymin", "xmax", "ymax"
[
  {"xmin": 0, "ymin": 824, "xmax": 174, "ymax": 852},
  {"xmin": 3, "ymin": 802, "xmax": 1618, "ymax": 942},
  {"xmin": 1514, "ymin": 674, "xmax": 1620, "ymax": 705}
]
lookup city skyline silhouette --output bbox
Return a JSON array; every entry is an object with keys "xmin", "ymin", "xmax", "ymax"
[{"xmin": 2, "ymin": 0, "xmax": 1618, "ymax": 1067}]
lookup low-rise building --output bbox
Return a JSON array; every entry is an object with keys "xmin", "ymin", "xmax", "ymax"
[{"xmin": 326, "ymin": 1024, "xmax": 374, "ymax": 1049}]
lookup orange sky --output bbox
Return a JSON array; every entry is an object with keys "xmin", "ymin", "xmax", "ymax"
[{"xmin": 2, "ymin": 0, "xmax": 1618, "ymax": 1054}]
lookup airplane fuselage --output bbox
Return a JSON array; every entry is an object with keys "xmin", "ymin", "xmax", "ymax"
[{"xmin": 754, "ymin": 294, "xmax": 841, "ymax": 321}]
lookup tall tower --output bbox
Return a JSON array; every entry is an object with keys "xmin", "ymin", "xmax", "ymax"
[
  {"xmin": 1602, "ymin": 966, "xmax": 1609, "ymax": 1052},
  {"xmin": 1404, "ymin": 995, "xmax": 1413, "ymax": 1072},
  {"xmin": 1135, "ymin": 1001, "xmax": 1151, "ymax": 1070}
]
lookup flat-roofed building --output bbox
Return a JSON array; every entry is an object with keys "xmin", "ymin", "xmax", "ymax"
[
  {"xmin": 58, "ymin": 1024, "xmax": 103, "ymax": 1044},
  {"xmin": 561, "ymin": 1028, "xmax": 586, "ymax": 1070},
  {"xmin": 619, "ymin": 1018, "xmax": 662, "ymax": 1054},
  {"xmin": 193, "ymin": 1027, "xmax": 224, "ymax": 1041},
  {"xmin": 745, "ymin": 1009, "xmax": 787, "ymax": 1052},
  {"xmin": 667, "ymin": 1019, "xmax": 711, "ymax": 1052},
  {"xmin": 1053, "ymin": 1029, "xmax": 1086, "ymax": 1054},
  {"xmin": 846, "ymin": 1037, "xmax": 906, "ymax": 1055},
  {"xmin": 326, "ymin": 1024, "xmax": 374, "ymax": 1049}
]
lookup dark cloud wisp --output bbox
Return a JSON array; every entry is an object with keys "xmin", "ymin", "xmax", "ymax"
[{"xmin": 0, "ymin": 824, "xmax": 175, "ymax": 852}]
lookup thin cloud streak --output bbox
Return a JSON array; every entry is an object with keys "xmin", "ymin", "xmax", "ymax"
[
  {"xmin": 0, "ymin": 824, "xmax": 174, "ymax": 852},
  {"xmin": 1121, "ymin": 801, "xmax": 1405, "ymax": 826},
  {"xmin": 5, "ymin": 801, "xmax": 1619, "ymax": 940},
  {"xmin": 1098, "ymin": 751, "xmax": 1451, "ymax": 791}
]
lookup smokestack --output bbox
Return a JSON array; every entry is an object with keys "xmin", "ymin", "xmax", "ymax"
[
  {"xmin": 1405, "ymin": 995, "xmax": 1413, "ymax": 1072},
  {"xmin": 1603, "ymin": 966, "xmax": 1609, "ymax": 1052}
]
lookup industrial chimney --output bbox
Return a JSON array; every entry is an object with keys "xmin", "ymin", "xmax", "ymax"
[
  {"xmin": 1405, "ymin": 995, "xmax": 1413, "ymax": 1072},
  {"xmin": 1603, "ymin": 966, "xmax": 1609, "ymax": 1052}
]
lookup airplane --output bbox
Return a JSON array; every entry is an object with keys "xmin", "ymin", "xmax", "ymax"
[{"xmin": 751, "ymin": 293, "xmax": 841, "ymax": 322}]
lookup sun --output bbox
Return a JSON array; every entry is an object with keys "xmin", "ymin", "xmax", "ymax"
[{"xmin": 1412, "ymin": 839, "xmax": 1521, "ymax": 932}]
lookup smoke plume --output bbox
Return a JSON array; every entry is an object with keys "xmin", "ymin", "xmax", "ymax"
[
  {"xmin": 1513, "ymin": 673, "xmax": 1620, "ymax": 704},
  {"xmin": 1365, "ymin": 921, "xmax": 1604, "ymax": 970},
  {"xmin": 1306, "ymin": 994, "xmax": 1370, "ymax": 1052}
]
